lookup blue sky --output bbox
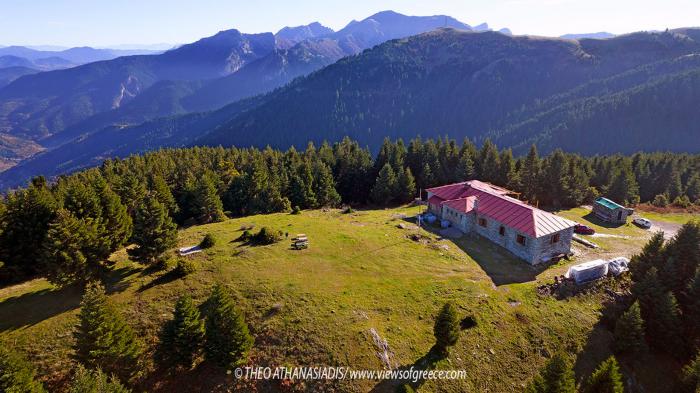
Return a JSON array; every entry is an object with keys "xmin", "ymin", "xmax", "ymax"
[{"xmin": 1, "ymin": 0, "xmax": 697, "ymax": 47}]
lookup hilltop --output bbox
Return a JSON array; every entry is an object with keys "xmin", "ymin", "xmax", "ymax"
[{"xmin": 1, "ymin": 205, "xmax": 678, "ymax": 392}]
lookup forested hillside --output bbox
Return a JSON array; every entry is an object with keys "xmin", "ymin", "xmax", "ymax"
[
  {"xmin": 0, "ymin": 11, "xmax": 475, "ymax": 174},
  {"xmin": 3, "ymin": 26, "xmax": 700, "ymax": 191},
  {"xmin": 199, "ymin": 28, "xmax": 700, "ymax": 154},
  {"xmin": 2, "ymin": 136, "xmax": 699, "ymax": 284}
]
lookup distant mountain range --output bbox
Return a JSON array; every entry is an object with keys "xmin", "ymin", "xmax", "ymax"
[
  {"xmin": 1, "ymin": 11, "xmax": 699, "ymax": 190},
  {"xmin": 0, "ymin": 45, "xmax": 161, "ymax": 67},
  {"xmin": 0, "ymin": 10, "xmax": 476, "ymax": 169},
  {"xmin": 560, "ymin": 32, "xmax": 616, "ymax": 40},
  {"xmin": 0, "ymin": 45, "xmax": 163, "ymax": 87}
]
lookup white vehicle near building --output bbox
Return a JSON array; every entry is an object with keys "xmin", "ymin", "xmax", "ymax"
[{"xmin": 633, "ymin": 217, "xmax": 652, "ymax": 229}]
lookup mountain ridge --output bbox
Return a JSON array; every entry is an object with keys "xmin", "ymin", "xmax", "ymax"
[{"xmin": 4, "ymin": 27, "xmax": 700, "ymax": 189}]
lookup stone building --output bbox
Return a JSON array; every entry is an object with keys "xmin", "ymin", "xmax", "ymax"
[
  {"xmin": 592, "ymin": 197, "xmax": 633, "ymax": 224},
  {"xmin": 426, "ymin": 180, "xmax": 576, "ymax": 265}
]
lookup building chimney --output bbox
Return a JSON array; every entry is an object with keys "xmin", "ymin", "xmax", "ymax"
[{"xmin": 473, "ymin": 197, "xmax": 479, "ymax": 212}]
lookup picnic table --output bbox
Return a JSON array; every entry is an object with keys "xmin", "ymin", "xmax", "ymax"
[{"xmin": 291, "ymin": 234, "xmax": 309, "ymax": 249}]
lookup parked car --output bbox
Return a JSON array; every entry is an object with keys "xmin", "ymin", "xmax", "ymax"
[
  {"xmin": 574, "ymin": 224, "xmax": 595, "ymax": 235},
  {"xmin": 633, "ymin": 217, "xmax": 652, "ymax": 229}
]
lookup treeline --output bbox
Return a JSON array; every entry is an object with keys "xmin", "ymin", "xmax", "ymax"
[
  {"xmin": 1, "ymin": 137, "xmax": 699, "ymax": 284},
  {"xmin": 524, "ymin": 222, "xmax": 700, "ymax": 392}
]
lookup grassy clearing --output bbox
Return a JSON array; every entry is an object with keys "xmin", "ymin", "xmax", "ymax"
[
  {"xmin": 0, "ymin": 206, "xmax": 663, "ymax": 392},
  {"xmin": 634, "ymin": 210, "xmax": 698, "ymax": 225}
]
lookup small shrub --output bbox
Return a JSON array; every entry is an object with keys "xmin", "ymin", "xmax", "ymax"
[
  {"xmin": 291, "ymin": 205, "xmax": 301, "ymax": 215},
  {"xmin": 252, "ymin": 227, "xmax": 283, "ymax": 245},
  {"xmin": 673, "ymin": 195, "xmax": 692, "ymax": 208},
  {"xmin": 154, "ymin": 256, "xmax": 173, "ymax": 271},
  {"xmin": 68, "ymin": 365, "xmax": 129, "ymax": 393},
  {"xmin": 237, "ymin": 230, "xmax": 252, "ymax": 242},
  {"xmin": 341, "ymin": 206, "xmax": 355, "ymax": 214},
  {"xmin": 199, "ymin": 234, "xmax": 216, "ymax": 249},
  {"xmin": 652, "ymin": 194, "xmax": 670, "ymax": 207},
  {"xmin": 174, "ymin": 259, "xmax": 196, "ymax": 277}
]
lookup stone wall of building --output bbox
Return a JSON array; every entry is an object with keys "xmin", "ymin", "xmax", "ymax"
[
  {"xmin": 470, "ymin": 213, "xmax": 538, "ymax": 263},
  {"xmin": 592, "ymin": 204, "xmax": 632, "ymax": 224},
  {"xmin": 428, "ymin": 200, "xmax": 573, "ymax": 265},
  {"xmin": 530, "ymin": 227, "xmax": 575, "ymax": 263}
]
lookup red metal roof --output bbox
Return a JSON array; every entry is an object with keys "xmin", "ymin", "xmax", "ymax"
[
  {"xmin": 426, "ymin": 181, "xmax": 576, "ymax": 238},
  {"xmin": 428, "ymin": 195, "xmax": 443, "ymax": 205},
  {"xmin": 442, "ymin": 196, "xmax": 477, "ymax": 213}
]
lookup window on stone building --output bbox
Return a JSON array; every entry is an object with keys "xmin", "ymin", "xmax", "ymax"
[
  {"xmin": 550, "ymin": 234, "xmax": 560, "ymax": 244},
  {"xmin": 516, "ymin": 234, "xmax": 526, "ymax": 245},
  {"xmin": 499, "ymin": 226, "xmax": 505, "ymax": 236},
  {"xmin": 479, "ymin": 218, "xmax": 487, "ymax": 227}
]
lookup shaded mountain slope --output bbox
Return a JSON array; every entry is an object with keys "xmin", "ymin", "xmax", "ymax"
[
  {"xmin": 0, "ymin": 30, "xmax": 275, "ymax": 141},
  {"xmin": 4, "ymin": 28, "xmax": 700, "ymax": 189},
  {"xmin": 198, "ymin": 28, "xmax": 700, "ymax": 152}
]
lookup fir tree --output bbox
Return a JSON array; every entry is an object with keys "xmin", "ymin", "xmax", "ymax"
[
  {"xmin": 190, "ymin": 174, "xmax": 226, "ymax": 224},
  {"xmin": 540, "ymin": 150, "xmax": 570, "ymax": 208},
  {"xmin": 583, "ymin": 356, "xmax": 624, "ymax": 393},
  {"xmin": 150, "ymin": 175, "xmax": 179, "ymax": 216},
  {"xmin": 115, "ymin": 172, "xmax": 146, "ymax": 215},
  {"xmin": 456, "ymin": 149, "xmax": 475, "ymax": 181},
  {"xmin": 68, "ymin": 365, "xmax": 130, "ymax": 393},
  {"xmin": 288, "ymin": 161, "xmax": 317, "ymax": 209},
  {"xmin": 371, "ymin": 163, "xmax": 398, "ymax": 206},
  {"xmin": 630, "ymin": 232, "xmax": 666, "ymax": 283},
  {"xmin": 608, "ymin": 164, "xmax": 640, "ymax": 205},
  {"xmin": 664, "ymin": 222, "xmax": 700, "ymax": 302},
  {"xmin": 95, "ymin": 179, "xmax": 132, "ymax": 254},
  {"xmin": 0, "ymin": 347, "xmax": 46, "ymax": 393},
  {"xmin": 497, "ymin": 149, "xmax": 519, "ymax": 189},
  {"xmin": 433, "ymin": 302, "xmax": 460, "ymax": 355},
  {"xmin": 420, "ymin": 162, "xmax": 436, "ymax": 188},
  {"xmin": 565, "ymin": 159, "xmax": 591, "ymax": 207},
  {"xmin": 540, "ymin": 352, "xmax": 576, "ymax": 393},
  {"xmin": 128, "ymin": 198, "xmax": 177, "ymax": 264},
  {"xmin": 396, "ymin": 167, "xmax": 417, "ymax": 203},
  {"xmin": 681, "ymin": 352, "xmax": 700, "ymax": 393},
  {"xmin": 161, "ymin": 295, "xmax": 205, "ymax": 368},
  {"xmin": 204, "ymin": 284, "xmax": 253, "ymax": 369},
  {"xmin": 74, "ymin": 282, "xmax": 142, "ymax": 380},
  {"xmin": 42, "ymin": 210, "xmax": 104, "ymax": 286},
  {"xmin": 477, "ymin": 139, "xmax": 500, "ymax": 183},
  {"xmin": 613, "ymin": 301, "xmax": 646, "ymax": 355},
  {"xmin": 686, "ymin": 174, "xmax": 700, "ymax": 203},
  {"xmin": 632, "ymin": 267, "xmax": 664, "ymax": 331},
  {"xmin": 60, "ymin": 180, "xmax": 102, "ymax": 220},
  {"xmin": 525, "ymin": 374, "xmax": 547, "ymax": 393},
  {"xmin": 521, "ymin": 145, "xmax": 541, "ymax": 204},
  {"xmin": 686, "ymin": 270, "xmax": 700, "ymax": 339},
  {"xmin": 312, "ymin": 161, "xmax": 341, "ymax": 207},
  {"xmin": 0, "ymin": 177, "xmax": 58, "ymax": 277},
  {"xmin": 650, "ymin": 291, "xmax": 685, "ymax": 355}
]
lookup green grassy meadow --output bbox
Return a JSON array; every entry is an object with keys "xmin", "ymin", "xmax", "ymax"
[{"xmin": 0, "ymin": 206, "xmax": 671, "ymax": 392}]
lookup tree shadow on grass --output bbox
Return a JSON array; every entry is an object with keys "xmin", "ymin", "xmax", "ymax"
[
  {"xmin": 104, "ymin": 265, "xmax": 143, "ymax": 294},
  {"xmin": 139, "ymin": 360, "xmax": 249, "ymax": 393},
  {"xmin": 0, "ymin": 284, "xmax": 83, "ymax": 332},
  {"xmin": 137, "ymin": 270, "xmax": 181, "ymax": 293},
  {"xmin": 369, "ymin": 345, "xmax": 446, "ymax": 393}
]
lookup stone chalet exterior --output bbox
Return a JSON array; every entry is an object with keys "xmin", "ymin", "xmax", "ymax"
[
  {"xmin": 592, "ymin": 197, "xmax": 634, "ymax": 224},
  {"xmin": 425, "ymin": 180, "xmax": 577, "ymax": 265}
]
